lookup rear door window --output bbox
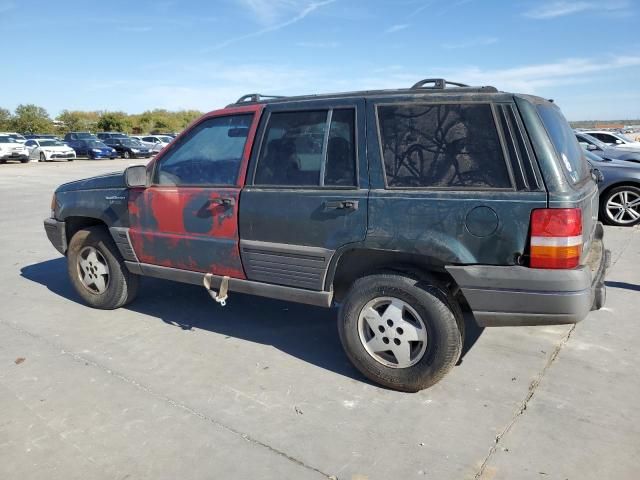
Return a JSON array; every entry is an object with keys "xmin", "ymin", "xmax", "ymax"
[
  {"xmin": 536, "ymin": 104, "xmax": 589, "ymax": 185},
  {"xmin": 377, "ymin": 103, "xmax": 512, "ymax": 189}
]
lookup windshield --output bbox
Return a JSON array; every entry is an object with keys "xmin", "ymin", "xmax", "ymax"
[
  {"xmin": 9, "ymin": 134, "xmax": 25, "ymax": 140},
  {"xmin": 76, "ymin": 133, "xmax": 96, "ymax": 139},
  {"xmin": 0, "ymin": 136, "xmax": 16, "ymax": 143},
  {"xmin": 158, "ymin": 136, "xmax": 172, "ymax": 143},
  {"xmin": 121, "ymin": 139, "xmax": 140, "ymax": 147},
  {"xmin": 40, "ymin": 140, "xmax": 64, "ymax": 147},
  {"xmin": 617, "ymin": 133, "xmax": 635, "ymax": 143},
  {"xmin": 578, "ymin": 132, "xmax": 607, "ymax": 149},
  {"xmin": 87, "ymin": 140, "xmax": 108, "ymax": 148},
  {"xmin": 583, "ymin": 149, "xmax": 607, "ymax": 163}
]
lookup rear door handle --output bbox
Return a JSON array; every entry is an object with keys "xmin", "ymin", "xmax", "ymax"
[{"xmin": 324, "ymin": 200, "xmax": 359, "ymax": 210}]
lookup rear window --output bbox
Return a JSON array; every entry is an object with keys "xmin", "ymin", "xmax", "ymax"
[
  {"xmin": 536, "ymin": 104, "xmax": 589, "ymax": 184},
  {"xmin": 377, "ymin": 103, "xmax": 512, "ymax": 189}
]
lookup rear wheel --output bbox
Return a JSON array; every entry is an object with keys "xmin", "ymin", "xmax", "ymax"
[
  {"xmin": 67, "ymin": 226, "xmax": 139, "ymax": 309},
  {"xmin": 338, "ymin": 273, "xmax": 463, "ymax": 392},
  {"xmin": 39, "ymin": 152, "xmax": 46, "ymax": 162},
  {"xmin": 602, "ymin": 185, "xmax": 640, "ymax": 226}
]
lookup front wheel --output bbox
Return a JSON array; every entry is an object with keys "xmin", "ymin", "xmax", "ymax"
[
  {"xmin": 67, "ymin": 226, "xmax": 139, "ymax": 309},
  {"xmin": 338, "ymin": 274, "xmax": 462, "ymax": 392},
  {"xmin": 39, "ymin": 152, "xmax": 46, "ymax": 162},
  {"xmin": 123, "ymin": 151, "xmax": 131, "ymax": 159},
  {"xmin": 601, "ymin": 185, "xmax": 640, "ymax": 226}
]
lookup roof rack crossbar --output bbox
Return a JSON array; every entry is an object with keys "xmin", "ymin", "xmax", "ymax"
[
  {"xmin": 410, "ymin": 78, "xmax": 470, "ymax": 89},
  {"xmin": 235, "ymin": 93, "xmax": 287, "ymax": 104}
]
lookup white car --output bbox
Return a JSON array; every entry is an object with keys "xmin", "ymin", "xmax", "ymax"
[
  {"xmin": 25, "ymin": 138, "xmax": 76, "ymax": 162},
  {"xmin": 0, "ymin": 135, "xmax": 29, "ymax": 163},
  {"xmin": 0, "ymin": 132, "xmax": 27, "ymax": 144},
  {"xmin": 132, "ymin": 135, "xmax": 173, "ymax": 152},
  {"xmin": 581, "ymin": 130, "xmax": 640, "ymax": 153}
]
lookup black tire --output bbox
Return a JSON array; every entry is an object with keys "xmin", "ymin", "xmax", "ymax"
[
  {"xmin": 68, "ymin": 158, "xmax": 74, "ymax": 162},
  {"xmin": 600, "ymin": 185, "xmax": 640, "ymax": 226},
  {"xmin": 20, "ymin": 157, "xmax": 29, "ymax": 163},
  {"xmin": 338, "ymin": 274, "xmax": 463, "ymax": 392},
  {"xmin": 123, "ymin": 150, "xmax": 131, "ymax": 159},
  {"xmin": 67, "ymin": 226, "xmax": 139, "ymax": 309},
  {"xmin": 39, "ymin": 152, "xmax": 46, "ymax": 162}
]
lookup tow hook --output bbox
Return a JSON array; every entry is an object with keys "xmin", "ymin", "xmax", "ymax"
[{"xmin": 203, "ymin": 274, "xmax": 229, "ymax": 306}]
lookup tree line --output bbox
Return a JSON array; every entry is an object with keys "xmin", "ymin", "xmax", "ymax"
[{"xmin": 0, "ymin": 104, "xmax": 203, "ymax": 135}]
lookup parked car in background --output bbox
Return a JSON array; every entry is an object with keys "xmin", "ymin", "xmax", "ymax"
[
  {"xmin": 129, "ymin": 136, "xmax": 156, "ymax": 150},
  {"xmin": 67, "ymin": 139, "xmax": 118, "ymax": 159},
  {"xmin": 581, "ymin": 130, "xmax": 640, "ymax": 152},
  {"xmin": 584, "ymin": 149, "xmax": 640, "ymax": 226},
  {"xmin": 575, "ymin": 131, "xmax": 640, "ymax": 163},
  {"xmin": 64, "ymin": 132, "xmax": 98, "ymax": 142},
  {"xmin": 24, "ymin": 134, "xmax": 59, "ymax": 140},
  {"xmin": 0, "ymin": 132, "xmax": 27, "ymax": 144},
  {"xmin": 97, "ymin": 132, "xmax": 129, "ymax": 141},
  {"xmin": 25, "ymin": 139, "xmax": 76, "ymax": 162},
  {"xmin": 0, "ymin": 135, "xmax": 29, "ymax": 163},
  {"xmin": 102, "ymin": 138, "xmax": 152, "ymax": 159},
  {"xmin": 131, "ymin": 135, "xmax": 172, "ymax": 152}
]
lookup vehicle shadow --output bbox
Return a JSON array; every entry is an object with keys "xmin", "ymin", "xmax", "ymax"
[{"xmin": 21, "ymin": 258, "xmax": 482, "ymax": 385}]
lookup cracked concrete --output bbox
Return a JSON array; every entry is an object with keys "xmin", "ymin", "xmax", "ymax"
[{"xmin": 1, "ymin": 160, "xmax": 639, "ymax": 479}]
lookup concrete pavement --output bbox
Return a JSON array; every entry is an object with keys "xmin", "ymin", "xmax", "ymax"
[{"xmin": 0, "ymin": 160, "xmax": 638, "ymax": 479}]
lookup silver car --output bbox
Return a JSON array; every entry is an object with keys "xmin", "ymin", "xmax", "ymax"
[
  {"xmin": 575, "ymin": 131, "xmax": 640, "ymax": 163},
  {"xmin": 586, "ymin": 149, "xmax": 640, "ymax": 226}
]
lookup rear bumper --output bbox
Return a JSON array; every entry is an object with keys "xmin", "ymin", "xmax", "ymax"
[
  {"xmin": 43, "ymin": 218, "xmax": 67, "ymax": 255},
  {"xmin": 447, "ymin": 222, "xmax": 610, "ymax": 327}
]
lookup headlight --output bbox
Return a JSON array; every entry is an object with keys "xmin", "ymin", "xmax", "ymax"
[
  {"xmin": 92, "ymin": 148, "xmax": 101, "ymax": 152},
  {"xmin": 132, "ymin": 149, "xmax": 140, "ymax": 153}
]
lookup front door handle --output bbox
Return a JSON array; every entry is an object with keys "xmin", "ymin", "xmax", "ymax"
[
  {"xmin": 324, "ymin": 200, "xmax": 359, "ymax": 210},
  {"xmin": 208, "ymin": 197, "xmax": 236, "ymax": 207}
]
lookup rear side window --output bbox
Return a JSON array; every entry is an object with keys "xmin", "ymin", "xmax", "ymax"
[
  {"xmin": 536, "ymin": 104, "xmax": 589, "ymax": 184},
  {"xmin": 254, "ymin": 109, "xmax": 357, "ymax": 187},
  {"xmin": 377, "ymin": 103, "xmax": 512, "ymax": 188},
  {"xmin": 154, "ymin": 114, "xmax": 253, "ymax": 186}
]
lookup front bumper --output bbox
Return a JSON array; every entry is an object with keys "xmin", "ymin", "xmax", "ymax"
[
  {"xmin": 43, "ymin": 218, "xmax": 67, "ymax": 255},
  {"xmin": 1, "ymin": 153, "xmax": 29, "ymax": 161},
  {"xmin": 447, "ymin": 222, "xmax": 610, "ymax": 327}
]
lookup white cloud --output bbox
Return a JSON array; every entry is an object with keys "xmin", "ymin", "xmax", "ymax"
[
  {"xmin": 385, "ymin": 24, "xmax": 409, "ymax": 34},
  {"xmin": 524, "ymin": 0, "xmax": 631, "ymax": 19},
  {"xmin": 442, "ymin": 36, "xmax": 498, "ymax": 49},
  {"xmin": 358, "ymin": 56, "xmax": 640, "ymax": 93},
  {"xmin": 205, "ymin": 0, "xmax": 335, "ymax": 50}
]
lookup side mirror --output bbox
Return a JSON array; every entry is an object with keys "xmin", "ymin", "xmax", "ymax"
[
  {"xmin": 591, "ymin": 168, "xmax": 604, "ymax": 184},
  {"xmin": 125, "ymin": 165, "xmax": 148, "ymax": 188},
  {"xmin": 587, "ymin": 144, "xmax": 598, "ymax": 151}
]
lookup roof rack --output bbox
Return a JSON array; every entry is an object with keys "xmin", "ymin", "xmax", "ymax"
[
  {"xmin": 410, "ymin": 78, "xmax": 470, "ymax": 89},
  {"xmin": 234, "ymin": 93, "xmax": 286, "ymax": 104}
]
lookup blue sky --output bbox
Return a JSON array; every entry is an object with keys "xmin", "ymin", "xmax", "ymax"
[{"xmin": 1, "ymin": 0, "xmax": 638, "ymax": 120}]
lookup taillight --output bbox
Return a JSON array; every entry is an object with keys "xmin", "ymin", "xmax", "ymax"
[{"xmin": 530, "ymin": 208, "xmax": 582, "ymax": 269}]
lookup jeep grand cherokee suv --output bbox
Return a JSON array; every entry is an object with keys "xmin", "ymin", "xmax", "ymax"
[{"xmin": 43, "ymin": 79, "xmax": 608, "ymax": 392}]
